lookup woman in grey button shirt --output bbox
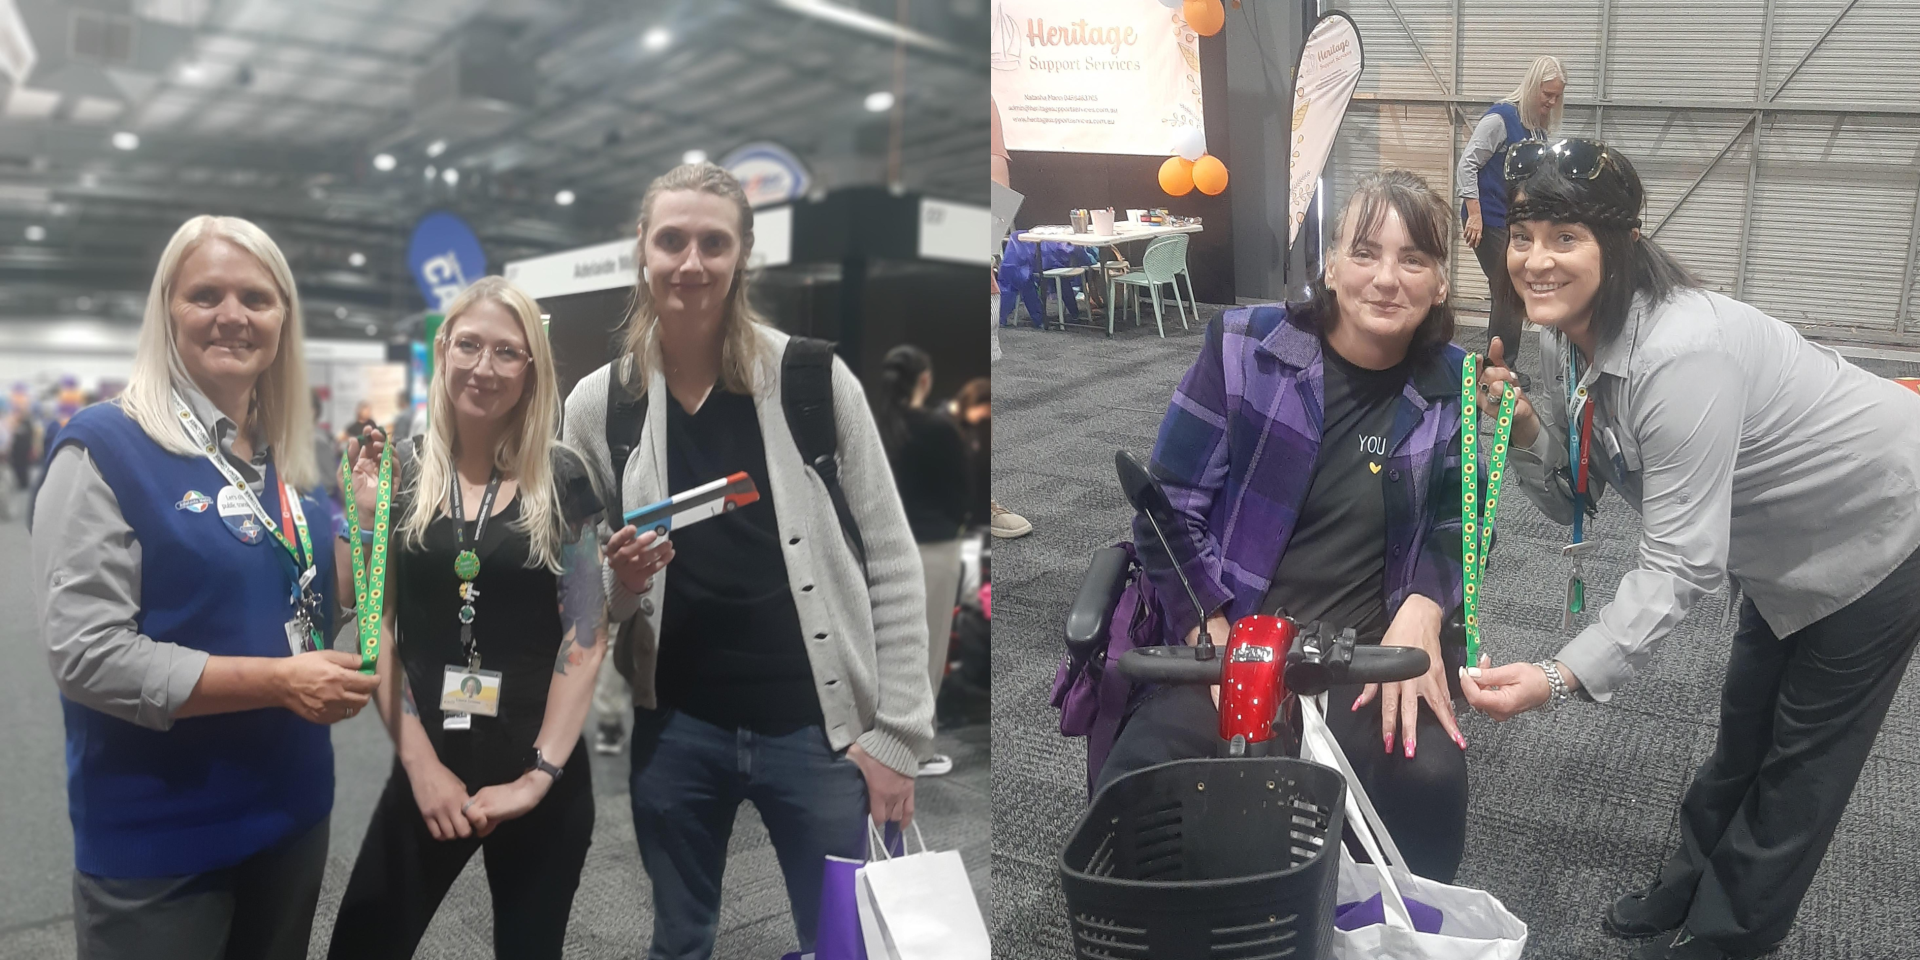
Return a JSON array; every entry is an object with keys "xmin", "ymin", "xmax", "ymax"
[{"xmin": 1461, "ymin": 139, "xmax": 1920, "ymax": 960}]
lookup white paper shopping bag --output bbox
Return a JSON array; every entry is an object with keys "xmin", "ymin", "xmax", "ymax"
[{"xmin": 854, "ymin": 821, "xmax": 990, "ymax": 960}]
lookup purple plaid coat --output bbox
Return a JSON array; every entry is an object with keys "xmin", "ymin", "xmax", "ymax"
[{"xmin": 1136, "ymin": 304, "xmax": 1467, "ymax": 644}]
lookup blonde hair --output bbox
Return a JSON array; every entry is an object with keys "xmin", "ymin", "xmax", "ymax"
[
  {"xmin": 119, "ymin": 215, "xmax": 317, "ymax": 489},
  {"xmin": 397, "ymin": 276, "xmax": 569, "ymax": 572},
  {"xmin": 621, "ymin": 162, "xmax": 771, "ymax": 394},
  {"xmin": 1504, "ymin": 55, "xmax": 1568, "ymax": 133}
]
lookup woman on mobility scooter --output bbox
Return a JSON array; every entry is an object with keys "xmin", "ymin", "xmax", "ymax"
[{"xmin": 1099, "ymin": 169, "xmax": 1474, "ymax": 883}]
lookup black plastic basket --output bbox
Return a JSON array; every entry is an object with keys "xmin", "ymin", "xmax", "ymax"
[{"xmin": 1058, "ymin": 758, "xmax": 1347, "ymax": 960}]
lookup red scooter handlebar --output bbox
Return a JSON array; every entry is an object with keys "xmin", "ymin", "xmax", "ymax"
[{"xmin": 1116, "ymin": 621, "xmax": 1432, "ymax": 694}]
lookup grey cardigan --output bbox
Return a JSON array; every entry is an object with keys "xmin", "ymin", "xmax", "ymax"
[{"xmin": 562, "ymin": 325, "xmax": 933, "ymax": 777}]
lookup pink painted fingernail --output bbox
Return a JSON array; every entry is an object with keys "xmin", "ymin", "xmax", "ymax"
[
  {"xmin": 1455, "ymin": 734, "xmax": 1467, "ymax": 750},
  {"xmin": 1405, "ymin": 741, "xmax": 1416, "ymax": 759},
  {"xmin": 1384, "ymin": 735, "xmax": 1394, "ymax": 754}
]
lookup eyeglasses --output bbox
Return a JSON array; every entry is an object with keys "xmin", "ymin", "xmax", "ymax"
[
  {"xmin": 1504, "ymin": 138, "xmax": 1617, "ymax": 183},
  {"xmin": 447, "ymin": 336, "xmax": 530, "ymax": 375}
]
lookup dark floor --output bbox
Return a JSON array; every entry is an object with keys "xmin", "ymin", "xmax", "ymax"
[
  {"xmin": 990, "ymin": 304, "xmax": 1920, "ymax": 959},
  {"xmin": 0, "ymin": 513, "xmax": 989, "ymax": 960}
]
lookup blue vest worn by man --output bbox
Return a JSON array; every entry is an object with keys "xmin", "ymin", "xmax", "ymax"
[
  {"xmin": 1470, "ymin": 101, "xmax": 1534, "ymax": 231},
  {"xmin": 53, "ymin": 402, "xmax": 335, "ymax": 878}
]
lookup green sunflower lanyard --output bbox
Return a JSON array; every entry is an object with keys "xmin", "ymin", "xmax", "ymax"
[
  {"xmin": 1461, "ymin": 353, "xmax": 1517, "ymax": 667},
  {"xmin": 340, "ymin": 442, "xmax": 395, "ymax": 674}
]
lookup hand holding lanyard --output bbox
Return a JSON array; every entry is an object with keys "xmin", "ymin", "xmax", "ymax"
[
  {"xmin": 339, "ymin": 440, "xmax": 394, "ymax": 674},
  {"xmin": 1461, "ymin": 353, "xmax": 1517, "ymax": 668}
]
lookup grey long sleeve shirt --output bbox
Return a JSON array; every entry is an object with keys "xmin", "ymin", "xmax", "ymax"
[
  {"xmin": 1455, "ymin": 109, "xmax": 1546, "ymax": 202},
  {"xmin": 1508, "ymin": 289, "xmax": 1920, "ymax": 701},
  {"xmin": 31, "ymin": 384, "xmax": 269, "ymax": 731}
]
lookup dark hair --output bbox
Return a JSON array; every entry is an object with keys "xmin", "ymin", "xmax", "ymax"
[
  {"xmin": 1504, "ymin": 144, "xmax": 1698, "ymax": 348},
  {"xmin": 875, "ymin": 344, "xmax": 932, "ymax": 455},
  {"xmin": 1301, "ymin": 169, "xmax": 1457, "ymax": 359},
  {"xmin": 955, "ymin": 376, "xmax": 990, "ymax": 411}
]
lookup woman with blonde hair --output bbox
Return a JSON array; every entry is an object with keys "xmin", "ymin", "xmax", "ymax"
[
  {"xmin": 31, "ymin": 215, "xmax": 376, "ymax": 959},
  {"xmin": 563, "ymin": 162, "xmax": 933, "ymax": 959},
  {"xmin": 328, "ymin": 276, "xmax": 606, "ymax": 959},
  {"xmin": 1458, "ymin": 54, "xmax": 1568, "ymax": 356}
]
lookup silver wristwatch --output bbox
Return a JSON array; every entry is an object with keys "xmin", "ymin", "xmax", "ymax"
[{"xmin": 1535, "ymin": 660, "xmax": 1571, "ymax": 709}]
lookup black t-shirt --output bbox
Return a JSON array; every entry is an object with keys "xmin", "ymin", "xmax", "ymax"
[
  {"xmin": 654, "ymin": 386, "xmax": 823, "ymax": 734},
  {"xmin": 394, "ymin": 454, "xmax": 600, "ymax": 792},
  {"xmin": 890, "ymin": 408, "xmax": 972, "ymax": 543},
  {"xmin": 1260, "ymin": 343, "xmax": 1407, "ymax": 643}
]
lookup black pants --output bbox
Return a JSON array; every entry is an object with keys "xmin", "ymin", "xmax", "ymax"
[
  {"xmin": 1471, "ymin": 222, "xmax": 1521, "ymax": 357},
  {"xmin": 1648, "ymin": 546, "xmax": 1920, "ymax": 953},
  {"xmin": 1098, "ymin": 679, "xmax": 1469, "ymax": 883},
  {"xmin": 327, "ymin": 744, "xmax": 594, "ymax": 960},
  {"xmin": 73, "ymin": 819, "xmax": 328, "ymax": 960}
]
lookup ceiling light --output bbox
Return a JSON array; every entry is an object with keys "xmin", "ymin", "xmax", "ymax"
[
  {"xmin": 682, "ymin": 149, "xmax": 707, "ymax": 165},
  {"xmin": 442, "ymin": 167, "xmax": 460, "ymax": 186},
  {"xmin": 642, "ymin": 26, "xmax": 671, "ymax": 52},
  {"xmin": 111, "ymin": 131, "xmax": 139, "ymax": 150},
  {"xmin": 75, "ymin": 296, "xmax": 93, "ymax": 311},
  {"xmin": 178, "ymin": 61, "xmax": 209, "ymax": 83},
  {"xmin": 335, "ymin": 306, "xmax": 349, "ymax": 319},
  {"xmin": 424, "ymin": 165, "xmax": 437, "ymax": 180},
  {"xmin": 79, "ymin": 172, "xmax": 99, "ymax": 188},
  {"xmin": 49, "ymin": 202, "xmax": 68, "ymax": 216},
  {"xmin": 426, "ymin": 139, "xmax": 447, "ymax": 158},
  {"xmin": 348, "ymin": 251, "xmax": 367, "ymax": 268},
  {"xmin": 24, "ymin": 225, "xmax": 46, "ymax": 242},
  {"xmin": 373, "ymin": 153, "xmax": 396, "ymax": 171},
  {"xmin": 554, "ymin": 189, "xmax": 575, "ymax": 206},
  {"xmin": 364, "ymin": 323, "xmax": 379, "ymax": 337},
  {"xmin": 864, "ymin": 91, "xmax": 895, "ymax": 113}
]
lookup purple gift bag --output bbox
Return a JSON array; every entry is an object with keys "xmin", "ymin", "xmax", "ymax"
[
  {"xmin": 794, "ymin": 824, "xmax": 906, "ymax": 960},
  {"xmin": 1335, "ymin": 892, "xmax": 1446, "ymax": 934}
]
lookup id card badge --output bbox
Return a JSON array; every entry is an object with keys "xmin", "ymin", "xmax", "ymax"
[
  {"xmin": 440, "ymin": 666, "xmax": 503, "ymax": 718},
  {"xmin": 285, "ymin": 618, "xmax": 310, "ymax": 656}
]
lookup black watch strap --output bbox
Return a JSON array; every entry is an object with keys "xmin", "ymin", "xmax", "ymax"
[{"xmin": 529, "ymin": 747, "xmax": 564, "ymax": 782}]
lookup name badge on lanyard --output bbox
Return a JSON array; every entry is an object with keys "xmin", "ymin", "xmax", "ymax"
[{"xmin": 172, "ymin": 390, "xmax": 318, "ymax": 655}]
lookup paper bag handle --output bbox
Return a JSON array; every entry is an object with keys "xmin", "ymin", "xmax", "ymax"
[{"xmin": 1299, "ymin": 694, "xmax": 1418, "ymax": 933}]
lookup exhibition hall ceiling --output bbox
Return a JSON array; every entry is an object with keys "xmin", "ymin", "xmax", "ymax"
[{"xmin": 0, "ymin": 0, "xmax": 988, "ymax": 336}]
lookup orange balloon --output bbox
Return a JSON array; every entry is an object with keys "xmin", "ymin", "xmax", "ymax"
[
  {"xmin": 1159, "ymin": 155, "xmax": 1196, "ymax": 196},
  {"xmin": 1192, "ymin": 154, "xmax": 1229, "ymax": 195},
  {"xmin": 1183, "ymin": 0, "xmax": 1225, "ymax": 37}
]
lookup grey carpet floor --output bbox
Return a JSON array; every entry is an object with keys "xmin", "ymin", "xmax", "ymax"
[
  {"xmin": 0, "ymin": 513, "xmax": 989, "ymax": 960},
  {"xmin": 990, "ymin": 304, "xmax": 1920, "ymax": 959}
]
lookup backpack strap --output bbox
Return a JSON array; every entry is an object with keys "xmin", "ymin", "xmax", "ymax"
[
  {"xmin": 782, "ymin": 337, "xmax": 868, "ymax": 579},
  {"xmin": 604, "ymin": 355, "xmax": 647, "ymax": 521}
]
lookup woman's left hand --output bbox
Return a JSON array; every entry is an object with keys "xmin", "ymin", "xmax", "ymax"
[
  {"xmin": 1351, "ymin": 595, "xmax": 1466, "ymax": 758},
  {"xmin": 1460, "ymin": 657, "xmax": 1552, "ymax": 721},
  {"xmin": 462, "ymin": 772, "xmax": 552, "ymax": 838},
  {"xmin": 847, "ymin": 743, "xmax": 916, "ymax": 827}
]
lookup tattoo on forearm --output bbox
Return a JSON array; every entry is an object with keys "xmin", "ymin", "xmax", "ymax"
[{"xmin": 554, "ymin": 524, "xmax": 608, "ymax": 675}]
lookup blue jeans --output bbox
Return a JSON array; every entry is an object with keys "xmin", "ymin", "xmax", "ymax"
[{"xmin": 629, "ymin": 706, "xmax": 869, "ymax": 960}]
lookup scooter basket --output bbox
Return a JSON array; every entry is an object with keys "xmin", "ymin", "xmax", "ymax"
[{"xmin": 1058, "ymin": 757, "xmax": 1346, "ymax": 960}]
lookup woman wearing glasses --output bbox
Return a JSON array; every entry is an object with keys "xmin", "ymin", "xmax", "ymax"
[
  {"xmin": 328, "ymin": 276, "xmax": 606, "ymax": 960},
  {"xmin": 1456, "ymin": 55, "xmax": 1567, "ymax": 356},
  {"xmin": 1463, "ymin": 138, "xmax": 1920, "ymax": 960}
]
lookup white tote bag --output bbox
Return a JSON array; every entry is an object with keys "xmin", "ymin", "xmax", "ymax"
[
  {"xmin": 1298, "ymin": 696, "xmax": 1528, "ymax": 960},
  {"xmin": 854, "ymin": 821, "xmax": 992, "ymax": 960}
]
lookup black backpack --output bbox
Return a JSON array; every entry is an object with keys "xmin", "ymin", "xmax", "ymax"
[{"xmin": 603, "ymin": 336, "xmax": 868, "ymax": 577}]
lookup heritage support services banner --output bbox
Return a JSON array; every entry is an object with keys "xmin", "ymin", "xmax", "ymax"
[
  {"xmin": 990, "ymin": 0, "xmax": 1204, "ymax": 156},
  {"xmin": 1288, "ymin": 12, "xmax": 1365, "ymax": 248}
]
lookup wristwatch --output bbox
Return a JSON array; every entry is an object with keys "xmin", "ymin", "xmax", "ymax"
[
  {"xmin": 1535, "ymin": 660, "xmax": 1572, "ymax": 710},
  {"xmin": 527, "ymin": 747, "xmax": 564, "ymax": 782}
]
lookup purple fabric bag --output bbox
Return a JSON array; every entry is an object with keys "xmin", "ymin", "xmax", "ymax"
[
  {"xmin": 1334, "ymin": 892, "xmax": 1446, "ymax": 934},
  {"xmin": 1049, "ymin": 541, "xmax": 1173, "ymax": 796}
]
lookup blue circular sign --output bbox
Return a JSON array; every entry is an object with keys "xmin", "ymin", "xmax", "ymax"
[{"xmin": 407, "ymin": 212, "xmax": 486, "ymax": 311}]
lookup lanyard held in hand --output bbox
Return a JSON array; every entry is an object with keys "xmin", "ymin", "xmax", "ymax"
[
  {"xmin": 340, "ymin": 442, "xmax": 395, "ymax": 674},
  {"xmin": 1461, "ymin": 353, "xmax": 1517, "ymax": 667}
]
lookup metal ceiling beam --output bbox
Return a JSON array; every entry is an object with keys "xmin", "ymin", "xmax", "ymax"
[{"xmin": 1350, "ymin": 92, "xmax": 1920, "ymax": 118}]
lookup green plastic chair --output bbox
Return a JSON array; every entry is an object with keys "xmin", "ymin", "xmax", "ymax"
[{"xmin": 1107, "ymin": 234, "xmax": 1194, "ymax": 337}]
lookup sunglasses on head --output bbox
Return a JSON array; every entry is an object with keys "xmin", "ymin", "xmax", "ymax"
[{"xmin": 1504, "ymin": 138, "xmax": 1616, "ymax": 182}]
